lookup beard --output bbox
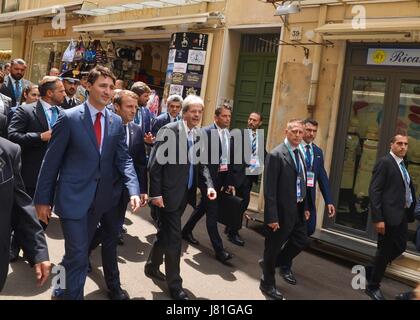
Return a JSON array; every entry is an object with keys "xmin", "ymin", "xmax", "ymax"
[{"xmin": 12, "ymin": 73, "xmax": 23, "ymax": 80}]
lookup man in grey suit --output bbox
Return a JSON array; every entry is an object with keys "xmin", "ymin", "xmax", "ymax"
[
  {"xmin": 146, "ymin": 95, "xmax": 216, "ymax": 300},
  {"xmin": 260, "ymin": 119, "xmax": 310, "ymax": 300},
  {"xmin": 0, "ymin": 59, "xmax": 31, "ymax": 108}
]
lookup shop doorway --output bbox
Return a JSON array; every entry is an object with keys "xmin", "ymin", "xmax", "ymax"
[{"xmin": 326, "ymin": 44, "xmax": 420, "ymax": 254}]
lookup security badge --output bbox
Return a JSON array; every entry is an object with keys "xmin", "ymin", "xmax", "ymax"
[{"xmin": 307, "ymin": 171, "xmax": 315, "ymax": 187}]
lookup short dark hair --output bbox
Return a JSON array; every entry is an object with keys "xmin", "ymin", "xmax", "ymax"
[
  {"xmin": 38, "ymin": 76, "xmax": 60, "ymax": 97},
  {"xmin": 130, "ymin": 81, "xmax": 151, "ymax": 96},
  {"xmin": 0, "ymin": 71, "xmax": 4, "ymax": 83},
  {"xmin": 21, "ymin": 84, "xmax": 39, "ymax": 103},
  {"xmin": 249, "ymin": 111, "xmax": 263, "ymax": 122},
  {"xmin": 304, "ymin": 118, "xmax": 318, "ymax": 126},
  {"xmin": 390, "ymin": 133, "xmax": 408, "ymax": 144},
  {"xmin": 113, "ymin": 90, "xmax": 139, "ymax": 106},
  {"xmin": 11, "ymin": 58, "xmax": 26, "ymax": 66},
  {"xmin": 215, "ymin": 105, "xmax": 232, "ymax": 116},
  {"xmin": 87, "ymin": 66, "xmax": 116, "ymax": 85}
]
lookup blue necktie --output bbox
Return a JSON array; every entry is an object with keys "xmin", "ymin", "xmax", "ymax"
[
  {"xmin": 134, "ymin": 108, "xmax": 142, "ymax": 127},
  {"xmin": 305, "ymin": 144, "xmax": 312, "ymax": 169},
  {"xmin": 400, "ymin": 162, "xmax": 413, "ymax": 207},
  {"xmin": 14, "ymin": 80, "xmax": 22, "ymax": 105},
  {"xmin": 251, "ymin": 131, "xmax": 257, "ymax": 156},
  {"xmin": 187, "ymin": 134, "xmax": 194, "ymax": 189},
  {"xmin": 50, "ymin": 106, "xmax": 58, "ymax": 127}
]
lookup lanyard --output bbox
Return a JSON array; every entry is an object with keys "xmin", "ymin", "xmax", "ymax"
[
  {"xmin": 299, "ymin": 143, "xmax": 313, "ymax": 170},
  {"xmin": 285, "ymin": 140, "xmax": 300, "ymax": 173}
]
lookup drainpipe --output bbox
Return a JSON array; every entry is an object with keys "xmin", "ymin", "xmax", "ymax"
[{"xmin": 307, "ymin": 4, "xmax": 327, "ymax": 117}]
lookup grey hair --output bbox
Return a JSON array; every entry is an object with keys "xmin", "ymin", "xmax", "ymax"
[
  {"xmin": 182, "ymin": 95, "xmax": 204, "ymax": 114},
  {"xmin": 167, "ymin": 94, "xmax": 183, "ymax": 106},
  {"xmin": 11, "ymin": 58, "xmax": 26, "ymax": 66}
]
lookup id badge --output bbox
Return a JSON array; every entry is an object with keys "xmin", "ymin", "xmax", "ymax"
[
  {"xmin": 250, "ymin": 155, "xmax": 260, "ymax": 168},
  {"xmin": 307, "ymin": 171, "xmax": 315, "ymax": 187},
  {"xmin": 219, "ymin": 164, "xmax": 228, "ymax": 172},
  {"xmin": 296, "ymin": 177, "xmax": 302, "ymax": 198}
]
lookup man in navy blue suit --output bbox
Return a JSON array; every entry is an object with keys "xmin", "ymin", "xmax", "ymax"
[
  {"xmin": 151, "ymin": 94, "xmax": 182, "ymax": 137},
  {"xmin": 277, "ymin": 118, "xmax": 335, "ymax": 286},
  {"xmin": 131, "ymin": 81, "xmax": 155, "ymax": 145},
  {"xmin": 34, "ymin": 66, "xmax": 141, "ymax": 300}
]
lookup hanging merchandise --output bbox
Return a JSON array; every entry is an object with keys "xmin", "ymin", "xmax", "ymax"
[
  {"xmin": 107, "ymin": 40, "xmax": 116, "ymax": 60},
  {"xmin": 73, "ymin": 37, "xmax": 86, "ymax": 62},
  {"xmin": 94, "ymin": 40, "xmax": 108, "ymax": 65},
  {"xmin": 62, "ymin": 39, "xmax": 76, "ymax": 63},
  {"xmin": 147, "ymin": 91, "xmax": 160, "ymax": 116},
  {"xmin": 84, "ymin": 38, "xmax": 97, "ymax": 63},
  {"xmin": 135, "ymin": 47, "xmax": 143, "ymax": 61}
]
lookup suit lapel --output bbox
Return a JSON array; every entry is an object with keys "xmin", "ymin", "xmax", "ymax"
[
  {"xmin": 34, "ymin": 101, "xmax": 49, "ymax": 130},
  {"xmin": 101, "ymin": 109, "xmax": 111, "ymax": 156},
  {"xmin": 388, "ymin": 154, "xmax": 406, "ymax": 188},
  {"xmin": 282, "ymin": 144, "xmax": 297, "ymax": 172},
  {"xmin": 128, "ymin": 122, "xmax": 134, "ymax": 152},
  {"xmin": 80, "ymin": 104, "xmax": 100, "ymax": 154}
]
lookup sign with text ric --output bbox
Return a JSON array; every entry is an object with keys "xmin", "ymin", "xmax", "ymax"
[{"xmin": 367, "ymin": 48, "xmax": 420, "ymax": 67}]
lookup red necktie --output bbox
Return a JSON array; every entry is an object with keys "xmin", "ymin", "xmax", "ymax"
[{"xmin": 94, "ymin": 112, "xmax": 102, "ymax": 149}]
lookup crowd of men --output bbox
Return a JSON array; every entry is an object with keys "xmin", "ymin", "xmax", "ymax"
[{"xmin": 0, "ymin": 58, "xmax": 419, "ymax": 301}]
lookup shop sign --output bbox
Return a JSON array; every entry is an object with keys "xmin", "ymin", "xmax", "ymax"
[
  {"xmin": 367, "ymin": 48, "xmax": 420, "ymax": 67},
  {"xmin": 43, "ymin": 29, "xmax": 67, "ymax": 37}
]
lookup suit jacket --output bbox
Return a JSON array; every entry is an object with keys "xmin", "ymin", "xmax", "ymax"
[
  {"xmin": 134, "ymin": 106, "xmax": 155, "ymax": 135},
  {"xmin": 7, "ymin": 101, "xmax": 53, "ymax": 193},
  {"xmin": 148, "ymin": 121, "xmax": 213, "ymax": 212},
  {"xmin": 0, "ymin": 75, "xmax": 31, "ymax": 107},
  {"xmin": 264, "ymin": 143, "xmax": 307, "ymax": 230},
  {"xmin": 0, "ymin": 93, "xmax": 12, "ymax": 138},
  {"xmin": 305, "ymin": 143, "xmax": 333, "ymax": 215},
  {"xmin": 227, "ymin": 128, "xmax": 266, "ymax": 188},
  {"xmin": 0, "ymin": 137, "xmax": 49, "ymax": 291},
  {"xmin": 127, "ymin": 122, "xmax": 148, "ymax": 194},
  {"xmin": 369, "ymin": 153, "xmax": 416, "ymax": 225},
  {"xmin": 151, "ymin": 112, "xmax": 171, "ymax": 137},
  {"xmin": 60, "ymin": 96, "xmax": 81, "ymax": 110},
  {"xmin": 33, "ymin": 103, "xmax": 140, "ymax": 219}
]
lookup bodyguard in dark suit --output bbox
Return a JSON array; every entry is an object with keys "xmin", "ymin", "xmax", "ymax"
[
  {"xmin": 226, "ymin": 111, "xmax": 266, "ymax": 246},
  {"xmin": 260, "ymin": 119, "xmax": 310, "ymax": 300},
  {"xmin": 146, "ymin": 95, "xmax": 216, "ymax": 300},
  {"xmin": 151, "ymin": 94, "xmax": 182, "ymax": 137},
  {"xmin": 8, "ymin": 76, "xmax": 66, "ymax": 197},
  {"xmin": 34, "ymin": 67, "xmax": 141, "ymax": 300},
  {"xmin": 0, "ymin": 137, "xmax": 50, "ymax": 292},
  {"xmin": 0, "ymin": 59, "xmax": 31, "ymax": 108},
  {"xmin": 366, "ymin": 133, "xmax": 417, "ymax": 300},
  {"xmin": 59, "ymin": 70, "xmax": 81, "ymax": 110},
  {"xmin": 0, "ymin": 93, "xmax": 11, "ymax": 138},
  {"xmin": 131, "ymin": 81, "xmax": 155, "ymax": 145},
  {"xmin": 182, "ymin": 105, "xmax": 235, "ymax": 264}
]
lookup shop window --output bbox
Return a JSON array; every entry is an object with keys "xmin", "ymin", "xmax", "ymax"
[
  {"xmin": 240, "ymin": 34, "xmax": 279, "ymax": 54},
  {"xmin": 335, "ymin": 76, "xmax": 386, "ymax": 231},
  {"xmin": 1, "ymin": 0, "xmax": 19, "ymax": 13}
]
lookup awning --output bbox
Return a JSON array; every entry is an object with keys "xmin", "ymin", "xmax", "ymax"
[
  {"xmin": 72, "ymin": 12, "xmax": 221, "ymax": 33},
  {"xmin": 0, "ymin": 1, "xmax": 87, "ymax": 23},
  {"xmin": 315, "ymin": 19, "xmax": 420, "ymax": 40}
]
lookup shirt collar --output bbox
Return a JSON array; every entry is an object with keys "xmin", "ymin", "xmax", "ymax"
[
  {"xmin": 86, "ymin": 99, "xmax": 106, "ymax": 118},
  {"xmin": 390, "ymin": 151, "xmax": 404, "ymax": 165},
  {"xmin": 183, "ymin": 120, "xmax": 195, "ymax": 136},
  {"xmin": 39, "ymin": 98, "xmax": 54, "ymax": 110},
  {"xmin": 285, "ymin": 138, "xmax": 298, "ymax": 151}
]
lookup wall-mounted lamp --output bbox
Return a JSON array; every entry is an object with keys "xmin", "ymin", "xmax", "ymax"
[{"xmin": 274, "ymin": 1, "xmax": 301, "ymax": 16}]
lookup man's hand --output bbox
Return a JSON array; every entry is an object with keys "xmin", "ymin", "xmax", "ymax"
[
  {"xmin": 304, "ymin": 210, "xmax": 310, "ymax": 221},
  {"xmin": 225, "ymin": 185, "xmax": 235, "ymax": 194},
  {"xmin": 40, "ymin": 130, "xmax": 52, "ymax": 142},
  {"xmin": 207, "ymin": 188, "xmax": 217, "ymax": 200},
  {"xmin": 327, "ymin": 204, "xmax": 336, "ymax": 218},
  {"xmin": 268, "ymin": 222, "xmax": 280, "ymax": 232},
  {"xmin": 34, "ymin": 261, "xmax": 51, "ymax": 287},
  {"xmin": 151, "ymin": 196, "xmax": 165, "ymax": 208},
  {"xmin": 35, "ymin": 204, "xmax": 52, "ymax": 225},
  {"xmin": 374, "ymin": 221, "xmax": 385, "ymax": 235},
  {"xmin": 130, "ymin": 195, "xmax": 141, "ymax": 213},
  {"xmin": 144, "ymin": 132, "xmax": 155, "ymax": 144},
  {"xmin": 140, "ymin": 194, "xmax": 148, "ymax": 207}
]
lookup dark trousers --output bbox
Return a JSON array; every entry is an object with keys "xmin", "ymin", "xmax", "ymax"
[
  {"xmin": 368, "ymin": 216, "xmax": 408, "ymax": 289},
  {"xmin": 182, "ymin": 190, "xmax": 224, "ymax": 254},
  {"xmin": 262, "ymin": 203, "xmax": 309, "ymax": 287},
  {"xmin": 227, "ymin": 177, "xmax": 253, "ymax": 236},
  {"xmin": 147, "ymin": 193, "xmax": 189, "ymax": 292}
]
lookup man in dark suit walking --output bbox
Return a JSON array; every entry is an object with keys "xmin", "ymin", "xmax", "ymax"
[
  {"xmin": 182, "ymin": 105, "xmax": 235, "ymax": 264},
  {"xmin": 277, "ymin": 118, "xmax": 335, "ymax": 285},
  {"xmin": 59, "ymin": 70, "xmax": 81, "ymax": 110},
  {"xmin": 131, "ymin": 81, "xmax": 155, "ymax": 145},
  {"xmin": 0, "ymin": 137, "xmax": 50, "ymax": 292},
  {"xmin": 34, "ymin": 66, "xmax": 141, "ymax": 300},
  {"xmin": 146, "ymin": 95, "xmax": 216, "ymax": 300},
  {"xmin": 0, "ymin": 59, "xmax": 31, "ymax": 108},
  {"xmin": 151, "ymin": 94, "xmax": 182, "ymax": 137},
  {"xmin": 260, "ymin": 119, "xmax": 310, "ymax": 300},
  {"xmin": 226, "ymin": 111, "xmax": 266, "ymax": 246},
  {"xmin": 366, "ymin": 133, "xmax": 416, "ymax": 300},
  {"xmin": 0, "ymin": 71, "xmax": 12, "ymax": 138}
]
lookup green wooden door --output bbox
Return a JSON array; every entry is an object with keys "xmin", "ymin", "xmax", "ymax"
[{"xmin": 232, "ymin": 53, "xmax": 277, "ymax": 135}]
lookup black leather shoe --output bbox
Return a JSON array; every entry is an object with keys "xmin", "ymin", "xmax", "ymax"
[
  {"xmin": 144, "ymin": 264, "xmax": 166, "ymax": 281},
  {"xmin": 259, "ymin": 282, "xmax": 285, "ymax": 300},
  {"xmin": 395, "ymin": 291, "xmax": 414, "ymax": 300},
  {"xmin": 118, "ymin": 234, "xmax": 124, "ymax": 246},
  {"xmin": 228, "ymin": 234, "xmax": 245, "ymax": 246},
  {"xmin": 365, "ymin": 287, "xmax": 386, "ymax": 300},
  {"xmin": 280, "ymin": 269, "xmax": 297, "ymax": 285},
  {"xmin": 215, "ymin": 250, "xmax": 233, "ymax": 264},
  {"xmin": 182, "ymin": 232, "xmax": 199, "ymax": 245},
  {"xmin": 108, "ymin": 287, "xmax": 130, "ymax": 300},
  {"xmin": 170, "ymin": 288, "xmax": 189, "ymax": 300}
]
